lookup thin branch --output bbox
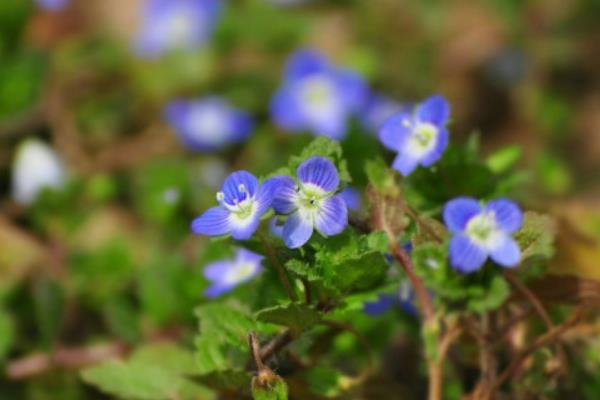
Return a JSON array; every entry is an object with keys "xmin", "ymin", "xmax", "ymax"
[
  {"xmin": 489, "ymin": 306, "xmax": 585, "ymax": 393},
  {"xmin": 503, "ymin": 271, "xmax": 567, "ymax": 371},
  {"xmin": 257, "ymin": 231, "xmax": 297, "ymax": 302},
  {"xmin": 259, "ymin": 329, "xmax": 295, "ymax": 363},
  {"xmin": 248, "ymin": 331, "xmax": 266, "ymax": 371}
]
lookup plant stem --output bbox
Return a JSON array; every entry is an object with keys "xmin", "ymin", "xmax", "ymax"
[{"xmin": 257, "ymin": 231, "xmax": 297, "ymax": 302}]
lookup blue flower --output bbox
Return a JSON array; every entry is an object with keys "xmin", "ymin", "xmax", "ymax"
[
  {"xmin": 379, "ymin": 95, "xmax": 450, "ymax": 176},
  {"xmin": 203, "ymin": 248, "xmax": 263, "ymax": 297},
  {"xmin": 339, "ymin": 187, "xmax": 361, "ymax": 211},
  {"xmin": 36, "ymin": 0, "xmax": 69, "ymax": 11},
  {"xmin": 192, "ymin": 171, "xmax": 279, "ymax": 240},
  {"xmin": 273, "ymin": 156, "xmax": 348, "ymax": 248},
  {"xmin": 165, "ymin": 97, "xmax": 253, "ymax": 151},
  {"xmin": 360, "ymin": 94, "xmax": 408, "ymax": 134},
  {"xmin": 444, "ymin": 197, "xmax": 523, "ymax": 273},
  {"xmin": 134, "ymin": 0, "xmax": 222, "ymax": 58},
  {"xmin": 270, "ymin": 49, "xmax": 368, "ymax": 139}
]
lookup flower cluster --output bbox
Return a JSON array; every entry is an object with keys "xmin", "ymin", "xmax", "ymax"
[
  {"xmin": 192, "ymin": 156, "xmax": 348, "ymax": 248},
  {"xmin": 165, "ymin": 97, "xmax": 253, "ymax": 151},
  {"xmin": 270, "ymin": 49, "xmax": 368, "ymax": 139},
  {"xmin": 134, "ymin": 0, "xmax": 222, "ymax": 58}
]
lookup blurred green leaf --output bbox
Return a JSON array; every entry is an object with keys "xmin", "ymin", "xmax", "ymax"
[
  {"xmin": 0, "ymin": 309, "xmax": 14, "ymax": 360},
  {"xmin": 256, "ymin": 302, "xmax": 321, "ymax": 334}
]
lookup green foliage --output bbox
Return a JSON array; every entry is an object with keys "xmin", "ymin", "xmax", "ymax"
[
  {"xmin": 251, "ymin": 370, "xmax": 289, "ymax": 400},
  {"xmin": 0, "ymin": 308, "xmax": 14, "ymax": 360},
  {"xmin": 81, "ymin": 343, "xmax": 211, "ymax": 400},
  {"xmin": 303, "ymin": 367, "xmax": 348, "ymax": 398},
  {"xmin": 515, "ymin": 212, "xmax": 557, "ymax": 262},
  {"xmin": 412, "ymin": 242, "xmax": 510, "ymax": 313},
  {"xmin": 256, "ymin": 302, "xmax": 321, "ymax": 334}
]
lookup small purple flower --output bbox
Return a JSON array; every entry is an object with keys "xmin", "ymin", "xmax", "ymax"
[
  {"xmin": 444, "ymin": 197, "xmax": 523, "ymax": 273},
  {"xmin": 165, "ymin": 97, "xmax": 253, "ymax": 151},
  {"xmin": 192, "ymin": 171, "xmax": 278, "ymax": 240},
  {"xmin": 203, "ymin": 248, "xmax": 263, "ymax": 297},
  {"xmin": 270, "ymin": 49, "xmax": 368, "ymax": 139},
  {"xmin": 134, "ymin": 0, "xmax": 222, "ymax": 58},
  {"xmin": 379, "ymin": 95, "xmax": 450, "ymax": 176},
  {"xmin": 339, "ymin": 187, "xmax": 361, "ymax": 211},
  {"xmin": 273, "ymin": 156, "xmax": 348, "ymax": 248},
  {"xmin": 36, "ymin": 0, "xmax": 69, "ymax": 11},
  {"xmin": 360, "ymin": 94, "xmax": 407, "ymax": 134}
]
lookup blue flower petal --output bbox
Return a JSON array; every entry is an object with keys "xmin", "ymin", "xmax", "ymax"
[
  {"xmin": 339, "ymin": 187, "xmax": 361, "ymax": 211},
  {"xmin": 486, "ymin": 199, "xmax": 523, "ymax": 234},
  {"xmin": 416, "ymin": 95, "xmax": 450, "ymax": 126},
  {"xmin": 443, "ymin": 197, "xmax": 482, "ymax": 233},
  {"xmin": 297, "ymin": 156, "xmax": 339, "ymax": 192},
  {"xmin": 378, "ymin": 112, "xmax": 413, "ymax": 152},
  {"xmin": 309, "ymin": 111, "xmax": 347, "ymax": 140},
  {"xmin": 235, "ymin": 248, "xmax": 264, "ymax": 266},
  {"xmin": 334, "ymin": 70, "xmax": 369, "ymax": 112},
  {"xmin": 282, "ymin": 211, "xmax": 314, "ymax": 248},
  {"xmin": 449, "ymin": 234, "xmax": 488, "ymax": 273},
  {"xmin": 254, "ymin": 176, "xmax": 283, "ymax": 215},
  {"xmin": 229, "ymin": 111, "xmax": 253, "ymax": 143},
  {"xmin": 489, "ymin": 235, "xmax": 521, "ymax": 267},
  {"xmin": 204, "ymin": 282, "xmax": 234, "ymax": 298},
  {"xmin": 420, "ymin": 127, "xmax": 449, "ymax": 167},
  {"xmin": 220, "ymin": 171, "xmax": 259, "ymax": 204},
  {"xmin": 191, "ymin": 206, "xmax": 231, "ymax": 236},
  {"xmin": 284, "ymin": 49, "xmax": 330, "ymax": 81},
  {"xmin": 203, "ymin": 260, "xmax": 232, "ymax": 281},
  {"xmin": 392, "ymin": 153, "xmax": 419, "ymax": 176},
  {"xmin": 270, "ymin": 87, "xmax": 305, "ymax": 132},
  {"xmin": 272, "ymin": 176, "xmax": 298, "ymax": 214},
  {"xmin": 229, "ymin": 215, "xmax": 261, "ymax": 240},
  {"xmin": 315, "ymin": 194, "xmax": 348, "ymax": 236}
]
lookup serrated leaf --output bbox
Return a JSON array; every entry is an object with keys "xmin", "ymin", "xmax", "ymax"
[
  {"xmin": 514, "ymin": 212, "xmax": 557, "ymax": 262},
  {"xmin": 256, "ymin": 303, "xmax": 321, "ymax": 334}
]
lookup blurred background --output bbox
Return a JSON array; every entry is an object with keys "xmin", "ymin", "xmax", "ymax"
[{"xmin": 1, "ymin": 0, "xmax": 599, "ymax": 398}]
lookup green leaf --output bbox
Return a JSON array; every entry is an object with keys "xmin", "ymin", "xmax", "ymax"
[
  {"xmin": 81, "ymin": 344, "xmax": 208, "ymax": 400},
  {"xmin": 365, "ymin": 157, "xmax": 399, "ymax": 195},
  {"xmin": 514, "ymin": 212, "xmax": 557, "ymax": 262},
  {"xmin": 312, "ymin": 231, "xmax": 390, "ymax": 295},
  {"xmin": 256, "ymin": 302, "xmax": 321, "ymax": 334},
  {"xmin": 0, "ymin": 308, "xmax": 14, "ymax": 360},
  {"xmin": 194, "ymin": 302, "xmax": 255, "ymax": 384},
  {"xmin": 33, "ymin": 278, "xmax": 65, "ymax": 349},
  {"xmin": 193, "ymin": 369, "xmax": 252, "ymax": 393},
  {"xmin": 486, "ymin": 145, "xmax": 522, "ymax": 174},
  {"xmin": 303, "ymin": 367, "xmax": 348, "ymax": 398}
]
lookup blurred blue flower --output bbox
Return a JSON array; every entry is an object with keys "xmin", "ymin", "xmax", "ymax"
[
  {"xmin": 363, "ymin": 280, "xmax": 418, "ymax": 317},
  {"xmin": 134, "ymin": 0, "xmax": 222, "ymax": 58},
  {"xmin": 360, "ymin": 94, "xmax": 408, "ymax": 134},
  {"xmin": 273, "ymin": 156, "xmax": 348, "ymax": 248},
  {"xmin": 165, "ymin": 97, "xmax": 253, "ymax": 151},
  {"xmin": 35, "ymin": 0, "xmax": 69, "ymax": 11},
  {"xmin": 270, "ymin": 49, "xmax": 368, "ymax": 139},
  {"xmin": 339, "ymin": 187, "xmax": 361, "ymax": 211},
  {"xmin": 191, "ymin": 171, "xmax": 279, "ymax": 240},
  {"xmin": 444, "ymin": 197, "xmax": 523, "ymax": 273},
  {"xmin": 203, "ymin": 248, "xmax": 263, "ymax": 297},
  {"xmin": 379, "ymin": 95, "xmax": 450, "ymax": 176}
]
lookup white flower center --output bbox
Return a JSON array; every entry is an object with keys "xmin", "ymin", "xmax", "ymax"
[
  {"xmin": 167, "ymin": 12, "xmax": 194, "ymax": 45},
  {"xmin": 466, "ymin": 211, "xmax": 502, "ymax": 249},
  {"xmin": 224, "ymin": 261, "xmax": 256, "ymax": 285},
  {"xmin": 405, "ymin": 122, "xmax": 438, "ymax": 158},
  {"xmin": 188, "ymin": 106, "xmax": 228, "ymax": 145},
  {"xmin": 299, "ymin": 75, "xmax": 339, "ymax": 121}
]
